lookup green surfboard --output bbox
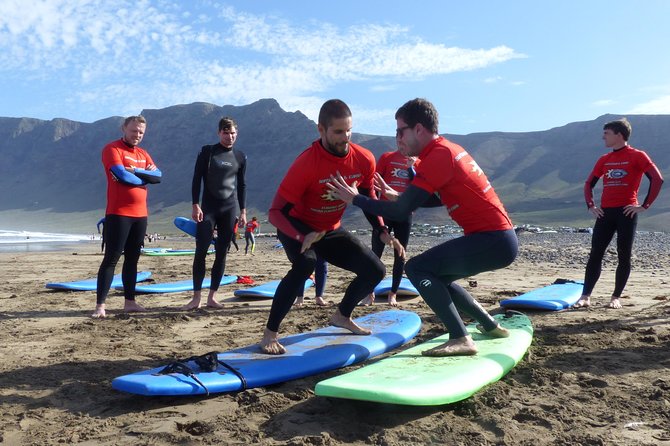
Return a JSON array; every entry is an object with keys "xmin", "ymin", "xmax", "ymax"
[{"xmin": 315, "ymin": 311, "xmax": 532, "ymax": 406}]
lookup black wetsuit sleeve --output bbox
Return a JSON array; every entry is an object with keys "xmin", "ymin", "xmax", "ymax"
[
  {"xmin": 359, "ymin": 186, "xmax": 391, "ymax": 227},
  {"xmin": 352, "ymin": 185, "xmax": 432, "ymax": 221},
  {"xmin": 236, "ymin": 151, "xmax": 247, "ymax": 210},
  {"xmin": 641, "ymin": 164, "xmax": 664, "ymax": 209},
  {"xmin": 191, "ymin": 147, "xmax": 208, "ymax": 204}
]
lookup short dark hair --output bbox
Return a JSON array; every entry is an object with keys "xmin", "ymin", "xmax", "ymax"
[
  {"xmin": 318, "ymin": 99, "xmax": 352, "ymax": 129},
  {"xmin": 603, "ymin": 118, "xmax": 631, "ymax": 141},
  {"xmin": 123, "ymin": 115, "xmax": 146, "ymax": 127},
  {"xmin": 395, "ymin": 98, "xmax": 439, "ymax": 134},
  {"xmin": 218, "ymin": 117, "xmax": 238, "ymax": 132}
]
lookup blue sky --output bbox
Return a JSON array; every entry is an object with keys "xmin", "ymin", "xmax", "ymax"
[{"xmin": 1, "ymin": 0, "xmax": 669, "ymax": 136}]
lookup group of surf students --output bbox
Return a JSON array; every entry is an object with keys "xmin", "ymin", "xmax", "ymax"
[{"xmin": 94, "ymin": 98, "xmax": 663, "ymax": 357}]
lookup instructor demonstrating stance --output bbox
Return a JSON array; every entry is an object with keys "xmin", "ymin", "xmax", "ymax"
[
  {"xmin": 573, "ymin": 118, "xmax": 663, "ymax": 309},
  {"xmin": 262, "ymin": 99, "xmax": 403, "ymax": 354},
  {"xmin": 328, "ymin": 98, "xmax": 516, "ymax": 357},
  {"xmin": 183, "ymin": 117, "xmax": 247, "ymax": 310},
  {"xmin": 94, "ymin": 115, "xmax": 162, "ymax": 318}
]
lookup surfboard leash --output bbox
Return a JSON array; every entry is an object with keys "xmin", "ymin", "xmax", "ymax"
[{"xmin": 155, "ymin": 361, "xmax": 211, "ymax": 395}]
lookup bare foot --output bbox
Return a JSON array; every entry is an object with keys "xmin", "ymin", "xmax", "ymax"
[
  {"xmin": 477, "ymin": 324, "xmax": 510, "ymax": 338},
  {"xmin": 91, "ymin": 304, "xmax": 106, "ymax": 318},
  {"xmin": 260, "ymin": 328, "xmax": 286, "ymax": 355},
  {"xmin": 329, "ymin": 310, "xmax": 371, "ymax": 335},
  {"xmin": 608, "ymin": 297, "xmax": 622, "ymax": 309},
  {"xmin": 206, "ymin": 299, "xmax": 224, "ymax": 309},
  {"xmin": 124, "ymin": 300, "xmax": 146, "ymax": 313},
  {"xmin": 387, "ymin": 293, "xmax": 398, "ymax": 307},
  {"xmin": 294, "ymin": 296, "xmax": 305, "ymax": 307},
  {"xmin": 572, "ymin": 296, "xmax": 591, "ymax": 309},
  {"xmin": 315, "ymin": 296, "xmax": 329, "ymax": 307},
  {"xmin": 359, "ymin": 293, "xmax": 374, "ymax": 306},
  {"xmin": 181, "ymin": 297, "xmax": 202, "ymax": 310},
  {"xmin": 422, "ymin": 336, "xmax": 478, "ymax": 357}
]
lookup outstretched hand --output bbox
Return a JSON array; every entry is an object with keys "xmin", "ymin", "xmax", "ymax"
[
  {"xmin": 373, "ymin": 172, "xmax": 399, "ymax": 201},
  {"xmin": 326, "ymin": 171, "xmax": 359, "ymax": 204}
]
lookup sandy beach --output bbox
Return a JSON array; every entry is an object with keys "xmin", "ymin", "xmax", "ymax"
[{"xmin": 0, "ymin": 231, "xmax": 669, "ymax": 445}]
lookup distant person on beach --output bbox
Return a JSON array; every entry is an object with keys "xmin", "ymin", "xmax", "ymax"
[
  {"xmin": 328, "ymin": 98, "xmax": 516, "ymax": 357},
  {"xmin": 228, "ymin": 216, "xmax": 240, "ymax": 253},
  {"xmin": 573, "ymin": 118, "xmax": 664, "ymax": 310},
  {"xmin": 359, "ymin": 149, "xmax": 417, "ymax": 307},
  {"xmin": 183, "ymin": 117, "xmax": 247, "ymax": 310},
  {"xmin": 262, "ymin": 99, "xmax": 403, "ymax": 354},
  {"xmin": 244, "ymin": 216, "xmax": 260, "ymax": 255},
  {"xmin": 96, "ymin": 217, "xmax": 106, "ymax": 252},
  {"xmin": 93, "ymin": 115, "xmax": 162, "ymax": 318},
  {"xmin": 294, "ymin": 256, "xmax": 329, "ymax": 307}
]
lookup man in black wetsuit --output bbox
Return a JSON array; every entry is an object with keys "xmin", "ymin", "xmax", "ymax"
[{"xmin": 182, "ymin": 117, "xmax": 247, "ymax": 310}]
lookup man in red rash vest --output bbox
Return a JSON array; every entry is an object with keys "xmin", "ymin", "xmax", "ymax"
[
  {"xmin": 94, "ymin": 115, "xmax": 161, "ymax": 318},
  {"xmin": 359, "ymin": 148, "xmax": 417, "ymax": 307},
  {"xmin": 329, "ymin": 98, "xmax": 516, "ymax": 357},
  {"xmin": 262, "ymin": 99, "xmax": 404, "ymax": 355},
  {"xmin": 573, "ymin": 118, "xmax": 664, "ymax": 309}
]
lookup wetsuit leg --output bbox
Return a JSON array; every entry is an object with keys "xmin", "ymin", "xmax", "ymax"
[
  {"xmin": 245, "ymin": 232, "xmax": 252, "ymax": 254},
  {"xmin": 193, "ymin": 213, "xmax": 216, "ymax": 291},
  {"xmin": 314, "ymin": 256, "xmax": 328, "ymax": 297},
  {"xmin": 120, "ymin": 217, "xmax": 147, "ymax": 301},
  {"xmin": 582, "ymin": 209, "xmax": 618, "ymax": 296},
  {"xmin": 405, "ymin": 229, "xmax": 517, "ymax": 339},
  {"xmin": 388, "ymin": 218, "xmax": 411, "ymax": 293},
  {"xmin": 266, "ymin": 229, "xmax": 385, "ymax": 332},
  {"xmin": 613, "ymin": 209, "xmax": 638, "ymax": 297},
  {"xmin": 96, "ymin": 215, "xmax": 131, "ymax": 305},
  {"xmin": 266, "ymin": 231, "xmax": 318, "ymax": 332},
  {"xmin": 316, "ymin": 229, "xmax": 385, "ymax": 318},
  {"xmin": 210, "ymin": 208, "xmax": 236, "ymax": 291}
]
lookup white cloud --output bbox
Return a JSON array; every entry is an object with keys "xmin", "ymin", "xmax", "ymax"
[
  {"xmin": 628, "ymin": 95, "xmax": 670, "ymax": 114},
  {"xmin": 0, "ymin": 1, "xmax": 525, "ymax": 126}
]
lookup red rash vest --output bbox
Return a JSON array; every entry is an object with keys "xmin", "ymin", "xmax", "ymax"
[{"xmin": 411, "ymin": 136, "xmax": 512, "ymax": 235}]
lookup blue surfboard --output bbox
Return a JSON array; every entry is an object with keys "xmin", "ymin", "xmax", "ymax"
[
  {"xmin": 111, "ymin": 309, "xmax": 422, "ymax": 396},
  {"xmin": 500, "ymin": 280, "xmax": 584, "ymax": 311},
  {"xmin": 114, "ymin": 275, "xmax": 237, "ymax": 294},
  {"xmin": 373, "ymin": 277, "xmax": 419, "ymax": 297},
  {"xmin": 141, "ymin": 247, "xmax": 172, "ymax": 253},
  {"xmin": 174, "ymin": 217, "xmax": 216, "ymax": 245},
  {"xmin": 46, "ymin": 271, "xmax": 152, "ymax": 291},
  {"xmin": 233, "ymin": 279, "xmax": 314, "ymax": 298}
]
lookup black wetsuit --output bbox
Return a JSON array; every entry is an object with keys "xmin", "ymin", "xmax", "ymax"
[{"xmin": 192, "ymin": 143, "xmax": 246, "ymax": 291}]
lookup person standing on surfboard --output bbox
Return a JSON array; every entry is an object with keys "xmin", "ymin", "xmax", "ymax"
[
  {"xmin": 182, "ymin": 117, "xmax": 247, "ymax": 310},
  {"xmin": 359, "ymin": 150, "xmax": 417, "ymax": 307},
  {"xmin": 328, "ymin": 98, "xmax": 515, "ymax": 357},
  {"xmin": 93, "ymin": 115, "xmax": 162, "ymax": 318},
  {"xmin": 573, "ymin": 118, "xmax": 664, "ymax": 310},
  {"xmin": 262, "ymin": 99, "xmax": 404, "ymax": 355}
]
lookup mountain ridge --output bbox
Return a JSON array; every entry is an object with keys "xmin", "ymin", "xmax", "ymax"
[{"xmin": 0, "ymin": 100, "xmax": 667, "ymax": 232}]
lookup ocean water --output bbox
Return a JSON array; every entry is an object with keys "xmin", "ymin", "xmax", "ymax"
[{"xmin": 0, "ymin": 229, "xmax": 95, "ymax": 252}]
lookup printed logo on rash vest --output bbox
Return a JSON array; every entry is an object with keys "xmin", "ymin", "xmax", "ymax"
[
  {"xmin": 391, "ymin": 167, "xmax": 410, "ymax": 179},
  {"xmin": 605, "ymin": 169, "xmax": 628, "ymax": 180}
]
